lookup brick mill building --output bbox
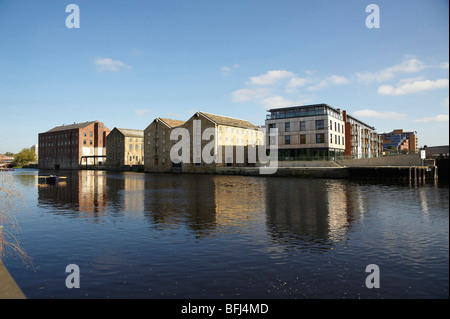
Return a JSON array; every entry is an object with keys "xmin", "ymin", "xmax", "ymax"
[{"xmin": 38, "ymin": 121, "xmax": 110, "ymax": 169}]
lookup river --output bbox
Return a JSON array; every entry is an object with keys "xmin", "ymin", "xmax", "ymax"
[{"xmin": 1, "ymin": 169, "xmax": 448, "ymax": 299}]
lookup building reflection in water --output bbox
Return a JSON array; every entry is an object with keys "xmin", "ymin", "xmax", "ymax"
[
  {"xmin": 265, "ymin": 178, "xmax": 366, "ymax": 251},
  {"xmin": 37, "ymin": 170, "xmax": 367, "ymax": 248},
  {"xmin": 37, "ymin": 170, "xmax": 108, "ymax": 221}
]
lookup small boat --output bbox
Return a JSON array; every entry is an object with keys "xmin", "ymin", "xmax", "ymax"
[{"xmin": 46, "ymin": 175, "xmax": 59, "ymax": 184}]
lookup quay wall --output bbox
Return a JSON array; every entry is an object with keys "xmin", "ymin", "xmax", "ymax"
[
  {"xmin": 215, "ymin": 166, "xmax": 436, "ymax": 182},
  {"xmin": 336, "ymin": 154, "xmax": 427, "ymax": 167}
]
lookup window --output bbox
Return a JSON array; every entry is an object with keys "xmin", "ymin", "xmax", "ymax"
[
  {"xmin": 90, "ymin": 132, "xmax": 93, "ymax": 137},
  {"xmin": 129, "ymin": 144, "xmax": 132, "ymax": 150},
  {"xmin": 330, "ymin": 134, "xmax": 333, "ymax": 144},
  {"xmin": 300, "ymin": 134, "xmax": 306, "ymax": 144},
  {"xmin": 285, "ymin": 122, "xmax": 290, "ymax": 132},
  {"xmin": 83, "ymin": 140, "xmax": 86, "ymax": 145},
  {"xmin": 90, "ymin": 140, "xmax": 93, "ymax": 145},
  {"xmin": 285, "ymin": 135, "xmax": 291, "ymax": 145},
  {"xmin": 135, "ymin": 144, "xmax": 138, "ymax": 150},
  {"xmin": 300, "ymin": 121, "xmax": 306, "ymax": 131},
  {"xmin": 316, "ymin": 120, "xmax": 324, "ymax": 130},
  {"xmin": 330, "ymin": 120, "xmax": 333, "ymax": 130},
  {"xmin": 316, "ymin": 133, "xmax": 324, "ymax": 143},
  {"xmin": 268, "ymin": 124, "xmax": 276, "ymax": 133}
]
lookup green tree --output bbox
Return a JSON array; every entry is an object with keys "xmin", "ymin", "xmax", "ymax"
[{"xmin": 12, "ymin": 148, "xmax": 36, "ymax": 167}]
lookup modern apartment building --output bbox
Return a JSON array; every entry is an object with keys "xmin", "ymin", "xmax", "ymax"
[
  {"xmin": 265, "ymin": 104, "xmax": 382, "ymax": 160},
  {"xmin": 380, "ymin": 129, "xmax": 418, "ymax": 153},
  {"xmin": 265, "ymin": 104, "xmax": 346, "ymax": 159},
  {"xmin": 38, "ymin": 121, "xmax": 110, "ymax": 169},
  {"xmin": 106, "ymin": 128, "xmax": 145, "ymax": 168},
  {"xmin": 144, "ymin": 112, "xmax": 264, "ymax": 173},
  {"xmin": 343, "ymin": 111, "xmax": 383, "ymax": 159}
]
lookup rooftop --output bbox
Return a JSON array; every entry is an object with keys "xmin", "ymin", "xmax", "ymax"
[
  {"xmin": 114, "ymin": 128, "xmax": 144, "ymax": 138},
  {"xmin": 197, "ymin": 112, "xmax": 258, "ymax": 129},
  {"xmin": 266, "ymin": 103, "xmax": 341, "ymax": 113},
  {"xmin": 158, "ymin": 118, "xmax": 186, "ymax": 128},
  {"xmin": 44, "ymin": 121, "xmax": 99, "ymax": 133}
]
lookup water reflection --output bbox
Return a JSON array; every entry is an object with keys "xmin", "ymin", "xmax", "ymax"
[
  {"xmin": 265, "ymin": 178, "xmax": 366, "ymax": 251},
  {"xmin": 33, "ymin": 170, "xmax": 376, "ymax": 251}
]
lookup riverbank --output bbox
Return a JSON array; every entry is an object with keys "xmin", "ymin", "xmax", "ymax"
[{"xmin": 0, "ymin": 260, "xmax": 26, "ymax": 299}]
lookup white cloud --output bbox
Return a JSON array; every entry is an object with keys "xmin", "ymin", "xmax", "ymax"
[
  {"xmin": 231, "ymin": 88, "xmax": 272, "ymax": 102},
  {"xmin": 352, "ymin": 109, "xmax": 407, "ymax": 120},
  {"xmin": 356, "ymin": 58, "xmax": 425, "ymax": 83},
  {"xmin": 221, "ymin": 64, "xmax": 239, "ymax": 75},
  {"xmin": 378, "ymin": 78, "xmax": 449, "ymax": 96},
  {"xmin": 440, "ymin": 62, "xmax": 449, "ymax": 69},
  {"xmin": 250, "ymin": 70, "xmax": 295, "ymax": 85},
  {"xmin": 308, "ymin": 75, "xmax": 349, "ymax": 91},
  {"xmin": 221, "ymin": 66, "xmax": 232, "ymax": 75},
  {"xmin": 135, "ymin": 109, "xmax": 150, "ymax": 116},
  {"xmin": 261, "ymin": 96, "xmax": 298, "ymax": 109},
  {"xmin": 414, "ymin": 114, "xmax": 449, "ymax": 123},
  {"xmin": 287, "ymin": 77, "xmax": 309, "ymax": 88},
  {"xmin": 94, "ymin": 57, "xmax": 130, "ymax": 72},
  {"xmin": 444, "ymin": 97, "xmax": 449, "ymax": 108},
  {"xmin": 129, "ymin": 48, "xmax": 144, "ymax": 57},
  {"xmin": 285, "ymin": 77, "xmax": 310, "ymax": 92},
  {"xmin": 328, "ymin": 75, "xmax": 349, "ymax": 85}
]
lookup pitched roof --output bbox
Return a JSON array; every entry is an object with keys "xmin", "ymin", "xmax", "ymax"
[
  {"xmin": 114, "ymin": 128, "xmax": 144, "ymax": 138},
  {"xmin": 45, "ymin": 121, "xmax": 99, "ymax": 133},
  {"xmin": 197, "ymin": 112, "xmax": 258, "ymax": 129},
  {"xmin": 158, "ymin": 118, "xmax": 185, "ymax": 128}
]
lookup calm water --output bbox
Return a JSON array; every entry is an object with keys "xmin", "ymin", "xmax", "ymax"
[{"xmin": 2, "ymin": 169, "xmax": 448, "ymax": 299}]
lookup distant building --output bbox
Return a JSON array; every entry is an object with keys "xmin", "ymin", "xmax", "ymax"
[
  {"xmin": 106, "ymin": 128, "xmax": 144, "ymax": 168},
  {"xmin": 265, "ymin": 104, "xmax": 382, "ymax": 160},
  {"xmin": 0, "ymin": 154, "xmax": 14, "ymax": 167},
  {"xmin": 31, "ymin": 144, "xmax": 38, "ymax": 161},
  {"xmin": 420, "ymin": 145, "xmax": 449, "ymax": 158},
  {"xmin": 38, "ymin": 121, "xmax": 110, "ymax": 169},
  {"xmin": 380, "ymin": 129, "xmax": 418, "ymax": 153}
]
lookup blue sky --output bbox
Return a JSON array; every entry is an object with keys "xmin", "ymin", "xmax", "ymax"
[{"xmin": 0, "ymin": 0, "xmax": 448, "ymax": 153}]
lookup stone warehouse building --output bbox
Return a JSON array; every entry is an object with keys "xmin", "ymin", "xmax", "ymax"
[
  {"xmin": 144, "ymin": 117, "xmax": 186, "ymax": 173},
  {"xmin": 106, "ymin": 128, "xmax": 145, "ymax": 168},
  {"xmin": 38, "ymin": 121, "xmax": 110, "ymax": 169},
  {"xmin": 265, "ymin": 104, "xmax": 382, "ymax": 160},
  {"xmin": 144, "ymin": 112, "xmax": 264, "ymax": 173}
]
